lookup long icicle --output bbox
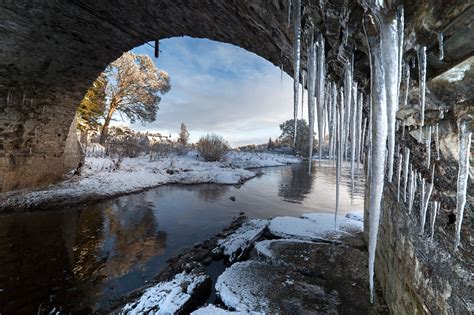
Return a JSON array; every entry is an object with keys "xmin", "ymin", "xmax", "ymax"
[
  {"xmin": 356, "ymin": 93, "xmax": 364, "ymax": 178},
  {"xmin": 301, "ymin": 70, "xmax": 306, "ymax": 119},
  {"xmin": 430, "ymin": 201, "xmax": 439, "ymax": 241},
  {"xmin": 454, "ymin": 118, "xmax": 471, "ymax": 249},
  {"xmin": 343, "ymin": 58, "xmax": 353, "ymax": 161},
  {"xmin": 307, "ymin": 34, "xmax": 317, "ymax": 174},
  {"xmin": 403, "ymin": 147, "xmax": 410, "ymax": 203},
  {"xmin": 316, "ymin": 34, "xmax": 326, "ymax": 166},
  {"xmin": 420, "ymin": 165, "xmax": 435, "ymax": 234},
  {"xmin": 364, "ymin": 12, "xmax": 389, "ymax": 303},
  {"xmin": 360, "ymin": 116, "xmax": 368, "ymax": 179},
  {"xmin": 417, "ymin": 46, "xmax": 427, "ymax": 137},
  {"xmin": 408, "ymin": 166, "xmax": 415, "ymax": 213},
  {"xmin": 292, "ymin": 0, "xmax": 301, "ymax": 146},
  {"xmin": 336, "ymin": 88, "xmax": 344, "ymax": 221},
  {"xmin": 381, "ymin": 9, "xmax": 400, "ymax": 182},
  {"xmin": 350, "ymin": 82, "xmax": 358, "ymax": 191},
  {"xmin": 435, "ymin": 123, "xmax": 440, "ymax": 160},
  {"xmin": 397, "ymin": 146, "xmax": 403, "ymax": 202}
]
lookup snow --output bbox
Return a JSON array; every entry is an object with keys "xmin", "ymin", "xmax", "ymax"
[
  {"xmin": 1, "ymin": 151, "xmax": 301, "ymax": 211},
  {"xmin": 191, "ymin": 305, "xmax": 257, "ymax": 315},
  {"xmin": 255, "ymin": 239, "xmax": 316, "ymax": 260},
  {"xmin": 121, "ymin": 271, "xmax": 209, "ymax": 314},
  {"xmin": 345, "ymin": 210, "xmax": 364, "ymax": 222},
  {"xmin": 268, "ymin": 213, "xmax": 363, "ymax": 242},
  {"xmin": 215, "ymin": 261, "xmax": 270, "ymax": 312},
  {"xmin": 218, "ymin": 219, "xmax": 269, "ymax": 262}
]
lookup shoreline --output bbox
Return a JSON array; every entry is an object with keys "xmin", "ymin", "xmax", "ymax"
[{"xmin": 0, "ymin": 151, "xmax": 301, "ymax": 214}]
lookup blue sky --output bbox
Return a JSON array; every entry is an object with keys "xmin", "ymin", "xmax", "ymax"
[{"xmin": 110, "ymin": 36, "xmax": 299, "ymax": 147}]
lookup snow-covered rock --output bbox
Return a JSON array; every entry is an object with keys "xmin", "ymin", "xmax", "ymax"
[
  {"xmin": 224, "ymin": 151, "xmax": 301, "ymax": 169},
  {"xmin": 191, "ymin": 305, "xmax": 257, "ymax": 315},
  {"xmin": 268, "ymin": 213, "xmax": 362, "ymax": 242},
  {"xmin": 345, "ymin": 210, "xmax": 364, "ymax": 222},
  {"xmin": 121, "ymin": 271, "xmax": 209, "ymax": 314},
  {"xmin": 218, "ymin": 219, "xmax": 269, "ymax": 262}
]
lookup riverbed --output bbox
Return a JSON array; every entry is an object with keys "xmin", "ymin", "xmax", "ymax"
[{"xmin": 0, "ymin": 161, "xmax": 364, "ymax": 313}]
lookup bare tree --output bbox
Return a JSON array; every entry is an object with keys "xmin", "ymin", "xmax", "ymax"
[
  {"xmin": 177, "ymin": 122, "xmax": 190, "ymax": 146},
  {"xmin": 99, "ymin": 52, "xmax": 171, "ymax": 144}
]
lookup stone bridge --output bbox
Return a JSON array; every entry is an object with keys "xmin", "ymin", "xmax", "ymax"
[{"xmin": 0, "ymin": 0, "xmax": 472, "ymax": 313}]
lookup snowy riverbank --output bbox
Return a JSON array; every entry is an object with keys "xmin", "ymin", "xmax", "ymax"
[{"xmin": 0, "ymin": 151, "xmax": 301, "ymax": 212}]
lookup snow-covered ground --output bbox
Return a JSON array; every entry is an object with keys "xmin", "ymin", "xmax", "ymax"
[{"xmin": 0, "ymin": 150, "xmax": 301, "ymax": 211}]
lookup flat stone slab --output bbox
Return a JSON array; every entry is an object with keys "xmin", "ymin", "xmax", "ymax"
[
  {"xmin": 268, "ymin": 213, "xmax": 362, "ymax": 242},
  {"xmin": 215, "ymin": 260, "xmax": 342, "ymax": 314},
  {"xmin": 254, "ymin": 239, "xmax": 388, "ymax": 313},
  {"xmin": 121, "ymin": 271, "xmax": 210, "ymax": 314},
  {"xmin": 217, "ymin": 219, "xmax": 268, "ymax": 262}
]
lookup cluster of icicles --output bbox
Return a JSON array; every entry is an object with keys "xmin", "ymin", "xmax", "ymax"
[{"xmin": 287, "ymin": 0, "xmax": 471, "ymax": 303}]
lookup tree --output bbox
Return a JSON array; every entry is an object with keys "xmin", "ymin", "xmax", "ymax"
[
  {"xmin": 197, "ymin": 134, "xmax": 229, "ymax": 162},
  {"xmin": 99, "ymin": 52, "xmax": 171, "ymax": 144},
  {"xmin": 279, "ymin": 119, "xmax": 312, "ymax": 156},
  {"xmin": 267, "ymin": 137, "xmax": 274, "ymax": 150},
  {"xmin": 77, "ymin": 73, "xmax": 107, "ymax": 147},
  {"xmin": 177, "ymin": 122, "xmax": 190, "ymax": 145}
]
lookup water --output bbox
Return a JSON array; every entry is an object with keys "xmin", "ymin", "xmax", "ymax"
[{"xmin": 0, "ymin": 161, "xmax": 364, "ymax": 313}]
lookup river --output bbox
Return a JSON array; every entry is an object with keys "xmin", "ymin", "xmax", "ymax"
[{"xmin": 0, "ymin": 161, "xmax": 364, "ymax": 313}]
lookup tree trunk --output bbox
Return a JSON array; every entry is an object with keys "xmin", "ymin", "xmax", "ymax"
[{"xmin": 100, "ymin": 105, "xmax": 116, "ymax": 145}]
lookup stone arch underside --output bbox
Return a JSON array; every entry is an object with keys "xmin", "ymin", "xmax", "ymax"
[{"xmin": 0, "ymin": 0, "xmax": 471, "ymax": 191}]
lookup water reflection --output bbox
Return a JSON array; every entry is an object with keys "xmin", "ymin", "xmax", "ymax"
[
  {"xmin": 278, "ymin": 162, "xmax": 316, "ymax": 203},
  {"xmin": 0, "ymin": 161, "xmax": 365, "ymax": 313}
]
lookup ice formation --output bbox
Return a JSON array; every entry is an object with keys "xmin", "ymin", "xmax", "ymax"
[
  {"xmin": 430, "ymin": 201, "xmax": 439, "ymax": 240},
  {"xmin": 454, "ymin": 119, "xmax": 471, "ymax": 249},
  {"xmin": 316, "ymin": 34, "xmax": 326, "ymax": 165},
  {"xmin": 420, "ymin": 166, "xmax": 435, "ymax": 234},
  {"xmin": 292, "ymin": 0, "xmax": 301, "ymax": 145},
  {"xmin": 350, "ymin": 82, "xmax": 358, "ymax": 189},
  {"xmin": 417, "ymin": 46, "xmax": 427, "ymax": 134},
  {"xmin": 426, "ymin": 126, "xmax": 432, "ymax": 168},
  {"xmin": 403, "ymin": 148, "xmax": 410, "ymax": 202},
  {"xmin": 397, "ymin": 147, "xmax": 403, "ymax": 202},
  {"xmin": 307, "ymin": 34, "xmax": 317, "ymax": 173},
  {"xmin": 438, "ymin": 32, "xmax": 444, "ymax": 61}
]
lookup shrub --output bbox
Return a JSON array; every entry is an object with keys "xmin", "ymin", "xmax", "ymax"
[{"xmin": 197, "ymin": 134, "xmax": 229, "ymax": 162}]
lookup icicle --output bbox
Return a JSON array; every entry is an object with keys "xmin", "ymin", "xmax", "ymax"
[
  {"xmin": 301, "ymin": 70, "xmax": 306, "ymax": 119},
  {"xmin": 396, "ymin": 6, "xmax": 405, "ymax": 106},
  {"xmin": 426, "ymin": 125, "xmax": 432, "ymax": 168},
  {"xmin": 402, "ymin": 61, "xmax": 410, "ymax": 108},
  {"xmin": 356, "ymin": 94, "xmax": 363, "ymax": 178},
  {"xmin": 397, "ymin": 147, "xmax": 403, "ymax": 202},
  {"xmin": 287, "ymin": 0, "xmax": 292, "ymax": 28},
  {"xmin": 336, "ymin": 88, "xmax": 344, "ymax": 217},
  {"xmin": 420, "ymin": 165, "xmax": 435, "ymax": 234},
  {"xmin": 402, "ymin": 148, "xmax": 410, "ymax": 203},
  {"xmin": 330, "ymin": 83, "xmax": 338, "ymax": 161},
  {"xmin": 438, "ymin": 32, "xmax": 444, "ymax": 61},
  {"xmin": 401, "ymin": 119, "xmax": 406, "ymax": 138},
  {"xmin": 307, "ymin": 34, "xmax": 317, "ymax": 174},
  {"xmin": 417, "ymin": 46, "xmax": 427, "ymax": 135},
  {"xmin": 316, "ymin": 34, "xmax": 326, "ymax": 166},
  {"xmin": 430, "ymin": 201, "xmax": 439, "ymax": 241},
  {"xmin": 408, "ymin": 166, "xmax": 415, "ymax": 213},
  {"xmin": 381, "ymin": 11, "xmax": 401, "ymax": 183},
  {"xmin": 292, "ymin": 0, "xmax": 301, "ymax": 146},
  {"xmin": 343, "ymin": 58, "xmax": 353, "ymax": 161},
  {"xmin": 454, "ymin": 119, "xmax": 471, "ymax": 249},
  {"xmin": 280, "ymin": 52, "xmax": 284, "ymax": 90},
  {"xmin": 350, "ymin": 82, "xmax": 358, "ymax": 190},
  {"xmin": 360, "ymin": 117, "xmax": 368, "ymax": 178},
  {"xmin": 364, "ymin": 13, "xmax": 389, "ymax": 303},
  {"xmin": 435, "ymin": 123, "xmax": 440, "ymax": 160}
]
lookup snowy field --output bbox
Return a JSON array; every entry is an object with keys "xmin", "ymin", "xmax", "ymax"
[{"xmin": 0, "ymin": 150, "xmax": 301, "ymax": 211}]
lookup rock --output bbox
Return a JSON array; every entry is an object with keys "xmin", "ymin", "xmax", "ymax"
[
  {"xmin": 345, "ymin": 211, "xmax": 364, "ymax": 222},
  {"xmin": 191, "ymin": 304, "xmax": 251, "ymax": 314},
  {"xmin": 253, "ymin": 239, "xmax": 387, "ymax": 313},
  {"xmin": 121, "ymin": 271, "xmax": 211, "ymax": 314},
  {"xmin": 229, "ymin": 196, "xmax": 236, "ymax": 201},
  {"xmin": 218, "ymin": 219, "xmax": 268, "ymax": 262}
]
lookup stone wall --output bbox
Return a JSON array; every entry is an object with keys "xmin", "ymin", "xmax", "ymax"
[{"xmin": 364, "ymin": 60, "xmax": 473, "ymax": 314}]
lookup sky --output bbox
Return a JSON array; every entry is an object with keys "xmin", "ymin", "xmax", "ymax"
[{"xmin": 110, "ymin": 36, "xmax": 302, "ymax": 147}]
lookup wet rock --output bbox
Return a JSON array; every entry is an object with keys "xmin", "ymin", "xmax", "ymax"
[{"xmin": 229, "ymin": 196, "xmax": 236, "ymax": 201}]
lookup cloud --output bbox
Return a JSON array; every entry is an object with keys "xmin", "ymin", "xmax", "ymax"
[{"xmin": 115, "ymin": 37, "xmax": 303, "ymax": 147}]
